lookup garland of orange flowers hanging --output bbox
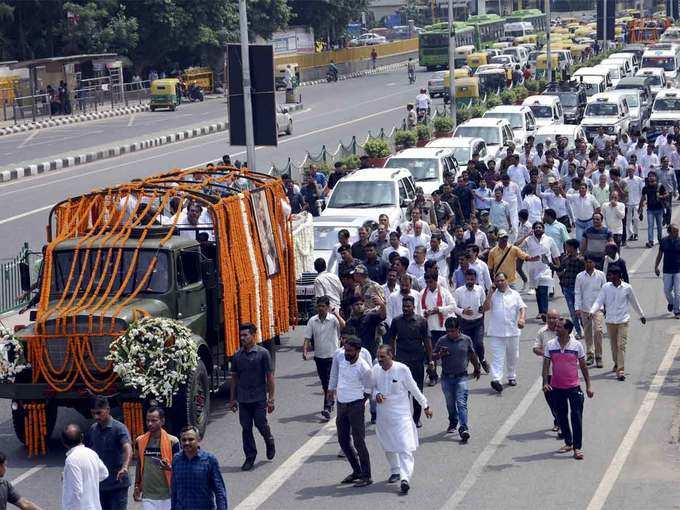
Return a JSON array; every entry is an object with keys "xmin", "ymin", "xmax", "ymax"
[
  {"xmin": 23, "ymin": 402, "xmax": 47, "ymax": 457},
  {"xmin": 122, "ymin": 401, "xmax": 145, "ymax": 447}
]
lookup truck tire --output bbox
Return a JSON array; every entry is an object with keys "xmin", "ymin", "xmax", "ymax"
[
  {"xmin": 11, "ymin": 400, "xmax": 58, "ymax": 445},
  {"xmin": 168, "ymin": 359, "xmax": 211, "ymax": 437},
  {"xmin": 263, "ymin": 338, "xmax": 277, "ymax": 373}
]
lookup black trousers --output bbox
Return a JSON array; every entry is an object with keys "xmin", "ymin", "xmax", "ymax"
[
  {"xmin": 336, "ymin": 399, "xmax": 371, "ymax": 479},
  {"xmin": 460, "ymin": 317, "xmax": 485, "ymax": 362},
  {"xmin": 100, "ymin": 488, "xmax": 128, "ymax": 510},
  {"xmin": 314, "ymin": 356, "xmax": 334, "ymax": 410},
  {"xmin": 543, "ymin": 375, "xmax": 559, "ymax": 426},
  {"xmin": 401, "ymin": 358, "xmax": 425, "ymax": 423},
  {"xmin": 239, "ymin": 400, "xmax": 274, "ymax": 460},
  {"xmin": 552, "ymin": 386, "xmax": 584, "ymax": 449}
]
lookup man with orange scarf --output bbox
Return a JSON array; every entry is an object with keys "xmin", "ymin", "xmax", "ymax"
[
  {"xmin": 133, "ymin": 407, "xmax": 180, "ymax": 510},
  {"xmin": 420, "ymin": 273, "xmax": 461, "ymax": 386}
]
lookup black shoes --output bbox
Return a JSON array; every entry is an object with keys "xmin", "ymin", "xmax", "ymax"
[
  {"xmin": 415, "ymin": 420, "xmax": 423, "ymax": 428},
  {"xmin": 491, "ymin": 380, "xmax": 503, "ymax": 393},
  {"xmin": 387, "ymin": 474, "xmax": 400, "ymax": 483},
  {"xmin": 241, "ymin": 458, "xmax": 255, "ymax": 471},
  {"xmin": 354, "ymin": 478, "xmax": 373, "ymax": 488},
  {"xmin": 370, "ymin": 412, "xmax": 377, "ymax": 425},
  {"xmin": 669, "ymin": 303, "xmax": 674, "ymax": 313},
  {"xmin": 460, "ymin": 429, "xmax": 470, "ymax": 443},
  {"xmin": 266, "ymin": 439, "xmax": 276, "ymax": 460},
  {"xmin": 400, "ymin": 480, "xmax": 410, "ymax": 494},
  {"xmin": 508, "ymin": 379, "xmax": 517, "ymax": 386},
  {"xmin": 341, "ymin": 473, "xmax": 361, "ymax": 484},
  {"xmin": 321, "ymin": 409, "xmax": 331, "ymax": 420},
  {"xmin": 481, "ymin": 360, "xmax": 490, "ymax": 374}
]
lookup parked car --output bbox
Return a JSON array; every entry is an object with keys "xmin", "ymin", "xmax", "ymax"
[
  {"xmin": 425, "ymin": 136, "xmax": 492, "ymax": 167},
  {"xmin": 580, "ymin": 93, "xmax": 631, "ymax": 141},
  {"xmin": 384, "ymin": 147, "xmax": 459, "ymax": 195},
  {"xmin": 482, "ymin": 105, "xmax": 537, "ymax": 146},
  {"xmin": 350, "ymin": 33, "xmax": 387, "ymax": 46},
  {"xmin": 533, "ymin": 124, "xmax": 587, "ymax": 150},
  {"xmin": 427, "ymin": 71, "xmax": 449, "ymax": 98},
  {"xmin": 453, "ymin": 118, "xmax": 514, "ymax": 161},
  {"xmin": 542, "ymin": 81, "xmax": 588, "ymax": 124}
]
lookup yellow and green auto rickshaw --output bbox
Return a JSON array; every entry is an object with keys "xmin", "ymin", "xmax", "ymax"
[
  {"xmin": 535, "ymin": 54, "xmax": 560, "ymax": 78},
  {"xmin": 466, "ymin": 52, "xmax": 488, "ymax": 70},
  {"xmin": 454, "ymin": 77, "xmax": 480, "ymax": 99},
  {"xmin": 150, "ymin": 78, "xmax": 181, "ymax": 111}
]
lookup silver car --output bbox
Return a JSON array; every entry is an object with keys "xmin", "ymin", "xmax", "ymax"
[{"xmin": 427, "ymin": 71, "xmax": 448, "ymax": 98}]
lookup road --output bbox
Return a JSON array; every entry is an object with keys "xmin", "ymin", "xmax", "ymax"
[
  {"xmin": 0, "ymin": 234, "xmax": 678, "ymax": 510},
  {"xmin": 0, "ymin": 68, "xmax": 421, "ymax": 260}
]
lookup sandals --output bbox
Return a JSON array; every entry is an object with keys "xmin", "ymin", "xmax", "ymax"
[
  {"xmin": 573, "ymin": 449, "xmax": 584, "ymax": 460},
  {"xmin": 617, "ymin": 370, "xmax": 626, "ymax": 381},
  {"xmin": 558, "ymin": 445, "xmax": 573, "ymax": 454}
]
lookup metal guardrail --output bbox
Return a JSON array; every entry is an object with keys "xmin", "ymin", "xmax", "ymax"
[
  {"xmin": 0, "ymin": 242, "xmax": 30, "ymax": 315},
  {"xmin": 1, "ymin": 80, "xmax": 151, "ymax": 124}
]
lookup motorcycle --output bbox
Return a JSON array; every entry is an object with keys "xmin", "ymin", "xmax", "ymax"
[
  {"xmin": 187, "ymin": 84, "xmax": 204, "ymax": 102},
  {"xmin": 326, "ymin": 69, "xmax": 338, "ymax": 82},
  {"xmin": 416, "ymin": 107, "xmax": 429, "ymax": 124}
]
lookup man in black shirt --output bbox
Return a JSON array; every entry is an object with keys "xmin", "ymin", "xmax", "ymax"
[
  {"xmin": 338, "ymin": 245, "xmax": 360, "ymax": 276},
  {"xmin": 453, "ymin": 175, "xmax": 475, "ymax": 222},
  {"xmin": 229, "ymin": 323, "xmax": 276, "ymax": 471},
  {"xmin": 351, "ymin": 227, "xmax": 370, "ymax": 261},
  {"xmin": 385, "ymin": 295, "xmax": 432, "ymax": 427},
  {"xmin": 363, "ymin": 242, "xmax": 389, "ymax": 284},
  {"xmin": 347, "ymin": 295, "xmax": 386, "ymax": 360},
  {"xmin": 639, "ymin": 171, "xmax": 668, "ymax": 248},
  {"xmin": 300, "ymin": 173, "xmax": 322, "ymax": 216},
  {"xmin": 326, "ymin": 161, "xmax": 346, "ymax": 192},
  {"xmin": 655, "ymin": 223, "xmax": 680, "ymax": 317},
  {"xmin": 0, "ymin": 452, "xmax": 41, "ymax": 510},
  {"xmin": 283, "ymin": 178, "xmax": 305, "ymax": 214}
]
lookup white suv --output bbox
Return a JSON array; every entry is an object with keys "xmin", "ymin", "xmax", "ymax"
[
  {"xmin": 384, "ymin": 147, "xmax": 459, "ymax": 196},
  {"xmin": 453, "ymin": 118, "xmax": 514, "ymax": 161},
  {"xmin": 482, "ymin": 105, "xmax": 537, "ymax": 146},
  {"xmin": 580, "ymin": 93, "xmax": 631, "ymax": 141},
  {"xmin": 647, "ymin": 88, "xmax": 680, "ymax": 142},
  {"xmin": 322, "ymin": 167, "xmax": 417, "ymax": 228}
]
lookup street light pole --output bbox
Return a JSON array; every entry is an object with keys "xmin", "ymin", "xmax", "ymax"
[
  {"xmin": 448, "ymin": 0, "xmax": 456, "ymax": 128},
  {"xmin": 239, "ymin": 0, "xmax": 256, "ymax": 171},
  {"xmin": 546, "ymin": 0, "xmax": 552, "ymax": 83}
]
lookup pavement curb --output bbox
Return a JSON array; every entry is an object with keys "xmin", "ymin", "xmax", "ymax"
[
  {"xmin": 0, "ymin": 103, "xmax": 304, "ymax": 185},
  {"xmin": 299, "ymin": 61, "xmax": 408, "ymax": 86},
  {"xmin": 0, "ymin": 104, "xmax": 151, "ymax": 137}
]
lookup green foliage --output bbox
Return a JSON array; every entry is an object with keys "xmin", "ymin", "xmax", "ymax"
[
  {"xmin": 416, "ymin": 124, "xmax": 431, "ymax": 141},
  {"xmin": 524, "ymin": 80, "xmax": 539, "ymax": 92},
  {"xmin": 306, "ymin": 162, "xmax": 332, "ymax": 175},
  {"xmin": 468, "ymin": 103, "xmax": 487, "ymax": 119},
  {"xmin": 486, "ymin": 95, "xmax": 502, "ymax": 108},
  {"xmin": 341, "ymin": 154, "xmax": 361, "ymax": 170},
  {"xmin": 513, "ymin": 85, "xmax": 529, "ymax": 102},
  {"xmin": 433, "ymin": 115, "xmax": 454, "ymax": 133},
  {"xmin": 394, "ymin": 129, "xmax": 417, "ymax": 148},
  {"xmin": 456, "ymin": 108, "xmax": 470, "ymax": 124},
  {"xmin": 290, "ymin": 0, "xmax": 368, "ymax": 45},
  {"xmin": 500, "ymin": 88, "xmax": 515, "ymax": 105},
  {"xmin": 363, "ymin": 138, "xmax": 391, "ymax": 158}
]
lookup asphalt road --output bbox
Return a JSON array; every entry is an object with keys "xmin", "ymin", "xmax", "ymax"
[
  {"xmin": 0, "ymin": 67, "xmax": 423, "ymax": 260},
  {"xmin": 0, "ymin": 236, "xmax": 678, "ymax": 510}
]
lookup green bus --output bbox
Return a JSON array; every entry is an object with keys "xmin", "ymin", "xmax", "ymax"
[
  {"xmin": 505, "ymin": 9, "xmax": 547, "ymax": 34},
  {"xmin": 418, "ymin": 23, "xmax": 475, "ymax": 70},
  {"xmin": 466, "ymin": 14, "xmax": 507, "ymax": 48}
]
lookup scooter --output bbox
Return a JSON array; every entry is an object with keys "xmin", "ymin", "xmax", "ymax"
[
  {"xmin": 326, "ymin": 70, "xmax": 338, "ymax": 82},
  {"xmin": 188, "ymin": 84, "xmax": 204, "ymax": 102}
]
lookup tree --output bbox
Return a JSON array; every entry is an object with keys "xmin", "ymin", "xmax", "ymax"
[{"xmin": 289, "ymin": 0, "xmax": 368, "ymax": 45}]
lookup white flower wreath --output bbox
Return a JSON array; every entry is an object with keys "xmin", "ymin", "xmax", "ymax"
[
  {"xmin": 107, "ymin": 317, "xmax": 199, "ymax": 407},
  {"xmin": 0, "ymin": 325, "xmax": 30, "ymax": 383}
]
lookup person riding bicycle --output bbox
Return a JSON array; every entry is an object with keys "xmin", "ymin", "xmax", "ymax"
[
  {"xmin": 407, "ymin": 58, "xmax": 416, "ymax": 83},
  {"xmin": 328, "ymin": 60, "xmax": 338, "ymax": 81},
  {"xmin": 415, "ymin": 88, "xmax": 431, "ymax": 117}
]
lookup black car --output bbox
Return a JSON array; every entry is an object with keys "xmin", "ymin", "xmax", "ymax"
[{"xmin": 542, "ymin": 81, "xmax": 587, "ymax": 124}]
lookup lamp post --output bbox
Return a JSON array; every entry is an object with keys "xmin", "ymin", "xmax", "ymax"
[
  {"xmin": 448, "ymin": 0, "xmax": 456, "ymax": 128},
  {"xmin": 546, "ymin": 0, "xmax": 552, "ymax": 83},
  {"xmin": 239, "ymin": 0, "xmax": 256, "ymax": 171}
]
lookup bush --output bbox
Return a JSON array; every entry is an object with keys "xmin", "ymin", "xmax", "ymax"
[
  {"xmin": 394, "ymin": 129, "xmax": 417, "ymax": 148},
  {"xmin": 363, "ymin": 138, "xmax": 391, "ymax": 158},
  {"xmin": 456, "ymin": 109, "xmax": 470, "ymax": 124},
  {"xmin": 305, "ymin": 162, "xmax": 332, "ymax": 175},
  {"xmin": 468, "ymin": 104, "xmax": 486, "ymax": 119},
  {"xmin": 524, "ymin": 80, "xmax": 539, "ymax": 92},
  {"xmin": 416, "ymin": 124, "xmax": 431, "ymax": 141},
  {"xmin": 433, "ymin": 115, "xmax": 454, "ymax": 133},
  {"xmin": 341, "ymin": 154, "xmax": 360, "ymax": 170},
  {"xmin": 500, "ymin": 89, "xmax": 515, "ymax": 105},
  {"xmin": 486, "ymin": 95, "xmax": 502, "ymax": 108},
  {"xmin": 513, "ymin": 86, "xmax": 529, "ymax": 102}
]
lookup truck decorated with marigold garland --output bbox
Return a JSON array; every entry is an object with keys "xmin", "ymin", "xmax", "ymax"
[{"xmin": 0, "ymin": 166, "xmax": 296, "ymax": 455}]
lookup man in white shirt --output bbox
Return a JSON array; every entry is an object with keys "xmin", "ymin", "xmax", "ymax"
[
  {"xmin": 539, "ymin": 180, "xmax": 570, "ymax": 225},
  {"xmin": 592, "ymin": 127, "xmax": 610, "ymax": 152},
  {"xmin": 466, "ymin": 245, "xmax": 492, "ymax": 291},
  {"xmin": 381, "ymin": 232, "xmax": 410, "ymax": 264},
  {"xmin": 589, "ymin": 266, "xmax": 646, "ymax": 381},
  {"xmin": 387, "ymin": 274, "xmax": 422, "ymax": 325},
  {"xmin": 601, "ymin": 190, "xmax": 626, "ymax": 246},
  {"xmin": 454, "ymin": 270, "xmax": 489, "ymax": 373},
  {"xmin": 426, "ymin": 231, "xmax": 454, "ymax": 280},
  {"xmin": 462, "ymin": 217, "xmax": 489, "ymax": 253},
  {"xmin": 407, "ymin": 246, "xmax": 427, "ymax": 281},
  {"xmin": 520, "ymin": 221, "xmax": 561, "ymax": 322},
  {"xmin": 399, "ymin": 208, "xmax": 431, "ymax": 237},
  {"xmin": 371, "ymin": 344, "xmax": 431, "ymax": 495},
  {"xmin": 567, "ymin": 182, "xmax": 601, "ymax": 242},
  {"xmin": 494, "ymin": 174, "xmax": 522, "ymax": 235},
  {"xmin": 640, "ymin": 145, "xmax": 660, "ymax": 177},
  {"xmin": 328, "ymin": 336, "xmax": 374, "ymax": 487},
  {"xmin": 483, "ymin": 272, "xmax": 527, "ymax": 392},
  {"xmin": 655, "ymin": 126, "xmax": 669, "ymax": 148},
  {"xmin": 62, "ymin": 424, "xmax": 109, "ymax": 510},
  {"xmin": 304, "ymin": 297, "xmax": 345, "ymax": 420},
  {"xmin": 507, "ymin": 155, "xmax": 530, "ymax": 189},
  {"xmin": 522, "ymin": 185, "xmax": 544, "ymax": 225},
  {"xmin": 624, "ymin": 165, "xmax": 644, "ymax": 241},
  {"xmin": 401, "ymin": 223, "xmax": 431, "ymax": 259},
  {"xmin": 313, "ymin": 258, "xmax": 344, "ymax": 312},
  {"xmin": 575, "ymin": 256, "xmax": 606, "ymax": 367}
]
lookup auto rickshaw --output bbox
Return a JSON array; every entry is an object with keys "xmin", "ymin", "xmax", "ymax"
[
  {"xmin": 535, "ymin": 54, "xmax": 560, "ymax": 78},
  {"xmin": 454, "ymin": 45, "xmax": 476, "ymax": 68},
  {"xmin": 575, "ymin": 26, "xmax": 595, "ymax": 38},
  {"xmin": 275, "ymin": 63, "xmax": 300, "ymax": 90},
  {"xmin": 454, "ymin": 77, "xmax": 480, "ymax": 99},
  {"xmin": 466, "ymin": 52, "xmax": 488, "ymax": 70},
  {"xmin": 514, "ymin": 34, "xmax": 537, "ymax": 47},
  {"xmin": 150, "ymin": 78, "xmax": 180, "ymax": 111},
  {"xmin": 443, "ymin": 68, "xmax": 474, "ymax": 88},
  {"xmin": 491, "ymin": 42, "xmax": 512, "ymax": 50},
  {"xmin": 571, "ymin": 44, "xmax": 590, "ymax": 63},
  {"xmin": 477, "ymin": 69, "xmax": 507, "ymax": 94}
]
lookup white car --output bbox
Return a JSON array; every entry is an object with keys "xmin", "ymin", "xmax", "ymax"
[
  {"xmin": 490, "ymin": 54, "xmax": 519, "ymax": 66},
  {"xmin": 384, "ymin": 147, "xmax": 459, "ymax": 196},
  {"xmin": 606, "ymin": 89, "xmax": 645, "ymax": 133},
  {"xmin": 482, "ymin": 105, "xmax": 537, "ymax": 146},
  {"xmin": 276, "ymin": 105, "xmax": 293, "ymax": 136},
  {"xmin": 533, "ymin": 124, "xmax": 587, "ymax": 150},
  {"xmin": 425, "ymin": 136, "xmax": 492, "ymax": 166},
  {"xmin": 427, "ymin": 71, "xmax": 449, "ymax": 98},
  {"xmin": 580, "ymin": 93, "xmax": 631, "ymax": 141},
  {"xmin": 350, "ymin": 33, "xmax": 387, "ymax": 46},
  {"xmin": 453, "ymin": 118, "xmax": 514, "ymax": 161},
  {"xmin": 321, "ymin": 167, "xmax": 416, "ymax": 228},
  {"xmin": 522, "ymin": 95, "xmax": 564, "ymax": 128},
  {"xmin": 647, "ymin": 88, "xmax": 680, "ymax": 141},
  {"xmin": 310, "ymin": 216, "xmax": 373, "ymax": 273},
  {"xmin": 636, "ymin": 67, "xmax": 667, "ymax": 96}
]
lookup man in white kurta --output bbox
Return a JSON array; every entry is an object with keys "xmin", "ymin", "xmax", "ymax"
[{"xmin": 371, "ymin": 344, "xmax": 431, "ymax": 495}]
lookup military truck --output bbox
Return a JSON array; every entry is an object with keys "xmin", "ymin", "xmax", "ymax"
[{"xmin": 4, "ymin": 167, "xmax": 296, "ymax": 445}]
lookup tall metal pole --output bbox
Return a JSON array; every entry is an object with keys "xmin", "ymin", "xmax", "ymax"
[
  {"xmin": 239, "ymin": 0, "xmax": 256, "ymax": 171},
  {"xmin": 448, "ymin": 0, "xmax": 456, "ymax": 128},
  {"xmin": 601, "ymin": 0, "xmax": 607, "ymax": 56},
  {"xmin": 546, "ymin": 0, "xmax": 552, "ymax": 83}
]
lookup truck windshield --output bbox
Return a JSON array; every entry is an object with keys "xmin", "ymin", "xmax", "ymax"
[{"xmin": 51, "ymin": 249, "xmax": 170, "ymax": 296}]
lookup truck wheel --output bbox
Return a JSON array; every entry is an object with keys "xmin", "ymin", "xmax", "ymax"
[
  {"xmin": 11, "ymin": 400, "xmax": 58, "ymax": 445},
  {"xmin": 168, "ymin": 359, "xmax": 211, "ymax": 438},
  {"xmin": 263, "ymin": 338, "xmax": 277, "ymax": 373}
]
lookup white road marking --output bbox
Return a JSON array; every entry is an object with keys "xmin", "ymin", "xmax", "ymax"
[
  {"xmin": 127, "ymin": 113, "xmax": 136, "ymax": 127},
  {"xmin": 234, "ymin": 421, "xmax": 337, "ymax": 510},
  {"xmin": 630, "ymin": 207, "xmax": 680, "ymax": 274},
  {"xmin": 441, "ymin": 377, "xmax": 543, "ymax": 510},
  {"xmin": 0, "ymin": 204, "xmax": 54, "ymax": 225},
  {"xmin": 16, "ymin": 130, "xmax": 39, "ymax": 149},
  {"xmin": 10, "ymin": 465, "xmax": 46, "ymax": 485},
  {"xmin": 386, "ymin": 82, "xmax": 396, "ymax": 87},
  {"xmin": 586, "ymin": 333, "xmax": 680, "ymax": 510}
]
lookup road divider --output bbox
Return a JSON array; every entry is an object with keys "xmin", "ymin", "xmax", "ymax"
[
  {"xmin": 299, "ymin": 61, "xmax": 409, "ymax": 86},
  {"xmin": 0, "ymin": 102, "xmax": 303, "ymax": 184}
]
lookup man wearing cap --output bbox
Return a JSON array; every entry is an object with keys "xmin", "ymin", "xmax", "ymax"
[
  {"xmin": 352, "ymin": 264, "xmax": 385, "ymax": 304},
  {"xmin": 487, "ymin": 230, "xmax": 538, "ymax": 290}
]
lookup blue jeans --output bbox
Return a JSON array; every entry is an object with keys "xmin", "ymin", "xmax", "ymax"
[
  {"xmin": 647, "ymin": 209, "xmax": 664, "ymax": 244},
  {"xmin": 575, "ymin": 218, "xmax": 593, "ymax": 244},
  {"xmin": 561, "ymin": 286, "xmax": 582, "ymax": 336},
  {"xmin": 664, "ymin": 272, "xmax": 680, "ymax": 313},
  {"xmin": 536, "ymin": 285, "xmax": 549, "ymax": 315},
  {"xmin": 441, "ymin": 375, "xmax": 469, "ymax": 431}
]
